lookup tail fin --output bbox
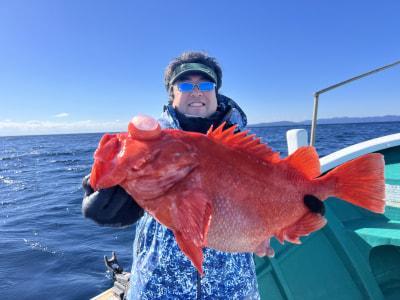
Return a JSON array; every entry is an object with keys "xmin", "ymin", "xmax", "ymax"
[{"xmin": 320, "ymin": 153, "xmax": 385, "ymax": 213}]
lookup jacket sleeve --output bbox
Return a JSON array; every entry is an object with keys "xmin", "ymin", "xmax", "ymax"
[{"xmin": 81, "ymin": 174, "xmax": 144, "ymax": 227}]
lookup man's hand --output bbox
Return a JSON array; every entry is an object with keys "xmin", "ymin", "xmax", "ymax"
[{"xmin": 82, "ymin": 174, "xmax": 144, "ymax": 227}]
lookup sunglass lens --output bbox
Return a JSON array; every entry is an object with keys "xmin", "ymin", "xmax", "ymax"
[
  {"xmin": 178, "ymin": 82, "xmax": 194, "ymax": 92},
  {"xmin": 199, "ymin": 82, "xmax": 215, "ymax": 91}
]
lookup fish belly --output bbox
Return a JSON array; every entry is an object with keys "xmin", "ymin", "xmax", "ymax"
[
  {"xmin": 202, "ymin": 169, "xmax": 312, "ymax": 253},
  {"xmin": 205, "ymin": 195, "xmax": 269, "ymax": 253}
]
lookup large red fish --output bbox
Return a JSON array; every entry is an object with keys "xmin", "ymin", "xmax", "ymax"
[{"xmin": 90, "ymin": 115, "xmax": 385, "ymax": 275}]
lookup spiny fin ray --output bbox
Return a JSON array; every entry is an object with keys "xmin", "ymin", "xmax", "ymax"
[{"xmin": 207, "ymin": 122, "xmax": 280, "ymax": 162}]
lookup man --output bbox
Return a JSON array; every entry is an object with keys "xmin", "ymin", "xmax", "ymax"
[{"xmin": 82, "ymin": 51, "xmax": 260, "ymax": 299}]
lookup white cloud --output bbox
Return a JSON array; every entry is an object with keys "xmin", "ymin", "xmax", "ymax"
[
  {"xmin": 54, "ymin": 112, "xmax": 69, "ymax": 118},
  {"xmin": 0, "ymin": 119, "xmax": 128, "ymax": 136}
]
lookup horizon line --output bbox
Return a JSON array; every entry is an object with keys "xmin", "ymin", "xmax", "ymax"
[{"xmin": 1, "ymin": 118, "xmax": 399, "ymax": 138}]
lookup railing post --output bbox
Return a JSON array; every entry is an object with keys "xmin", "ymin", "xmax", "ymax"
[{"xmin": 310, "ymin": 93, "xmax": 319, "ymax": 146}]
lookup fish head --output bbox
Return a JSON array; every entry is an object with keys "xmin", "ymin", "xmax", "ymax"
[{"xmin": 91, "ymin": 115, "xmax": 199, "ymax": 200}]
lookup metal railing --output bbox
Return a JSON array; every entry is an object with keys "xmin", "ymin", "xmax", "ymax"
[{"xmin": 310, "ymin": 60, "xmax": 400, "ymax": 146}]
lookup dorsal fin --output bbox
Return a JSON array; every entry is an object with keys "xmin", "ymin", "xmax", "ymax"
[
  {"xmin": 282, "ymin": 146, "xmax": 320, "ymax": 179},
  {"xmin": 207, "ymin": 122, "xmax": 280, "ymax": 163}
]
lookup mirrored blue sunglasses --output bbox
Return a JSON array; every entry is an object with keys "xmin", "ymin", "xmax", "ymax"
[{"xmin": 177, "ymin": 81, "xmax": 215, "ymax": 93}]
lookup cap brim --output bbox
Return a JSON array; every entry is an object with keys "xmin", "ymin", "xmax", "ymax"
[{"xmin": 169, "ymin": 63, "xmax": 218, "ymax": 87}]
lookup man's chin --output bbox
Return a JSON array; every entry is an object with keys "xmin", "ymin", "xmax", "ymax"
[{"xmin": 186, "ymin": 107, "xmax": 208, "ymax": 118}]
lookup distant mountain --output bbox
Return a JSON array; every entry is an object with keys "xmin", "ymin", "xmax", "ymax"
[{"xmin": 248, "ymin": 115, "xmax": 400, "ymax": 127}]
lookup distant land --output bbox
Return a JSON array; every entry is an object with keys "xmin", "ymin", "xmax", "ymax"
[{"xmin": 248, "ymin": 115, "xmax": 400, "ymax": 127}]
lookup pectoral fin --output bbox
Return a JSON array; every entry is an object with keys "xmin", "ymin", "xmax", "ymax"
[
  {"xmin": 174, "ymin": 231, "xmax": 205, "ymax": 275},
  {"xmin": 173, "ymin": 189, "xmax": 212, "ymax": 274}
]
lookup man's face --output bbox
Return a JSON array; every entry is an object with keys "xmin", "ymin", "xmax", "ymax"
[{"xmin": 172, "ymin": 74, "xmax": 218, "ymax": 118}]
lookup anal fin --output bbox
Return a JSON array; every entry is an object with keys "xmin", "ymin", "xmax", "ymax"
[{"xmin": 276, "ymin": 212, "xmax": 327, "ymax": 244}]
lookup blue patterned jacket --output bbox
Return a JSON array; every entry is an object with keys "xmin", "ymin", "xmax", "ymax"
[{"xmin": 127, "ymin": 95, "xmax": 260, "ymax": 300}]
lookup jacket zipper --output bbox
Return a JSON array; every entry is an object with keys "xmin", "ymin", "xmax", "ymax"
[{"xmin": 196, "ymin": 271, "xmax": 201, "ymax": 300}]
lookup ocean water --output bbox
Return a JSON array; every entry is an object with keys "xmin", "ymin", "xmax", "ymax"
[{"xmin": 0, "ymin": 122, "xmax": 399, "ymax": 299}]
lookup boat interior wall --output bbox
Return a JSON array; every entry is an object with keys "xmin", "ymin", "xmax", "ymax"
[{"xmin": 369, "ymin": 245, "xmax": 400, "ymax": 300}]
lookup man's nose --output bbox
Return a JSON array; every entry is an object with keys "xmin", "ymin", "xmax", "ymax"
[{"xmin": 191, "ymin": 85, "xmax": 202, "ymax": 96}]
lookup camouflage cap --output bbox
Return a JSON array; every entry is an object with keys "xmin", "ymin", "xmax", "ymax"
[{"xmin": 168, "ymin": 63, "xmax": 218, "ymax": 90}]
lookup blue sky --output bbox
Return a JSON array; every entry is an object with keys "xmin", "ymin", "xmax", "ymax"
[{"xmin": 1, "ymin": 0, "xmax": 399, "ymax": 136}]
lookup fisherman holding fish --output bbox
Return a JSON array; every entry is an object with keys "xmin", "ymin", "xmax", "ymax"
[
  {"xmin": 82, "ymin": 51, "xmax": 261, "ymax": 299},
  {"xmin": 84, "ymin": 51, "xmax": 386, "ymax": 299}
]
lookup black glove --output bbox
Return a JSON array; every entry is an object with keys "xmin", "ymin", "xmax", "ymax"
[{"xmin": 82, "ymin": 174, "xmax": 144, "ymax": 227}]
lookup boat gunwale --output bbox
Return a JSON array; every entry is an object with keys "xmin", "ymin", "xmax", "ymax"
[{"xmin": 320, "ymin": 132, "xmax": 400, "ymax": 173}]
